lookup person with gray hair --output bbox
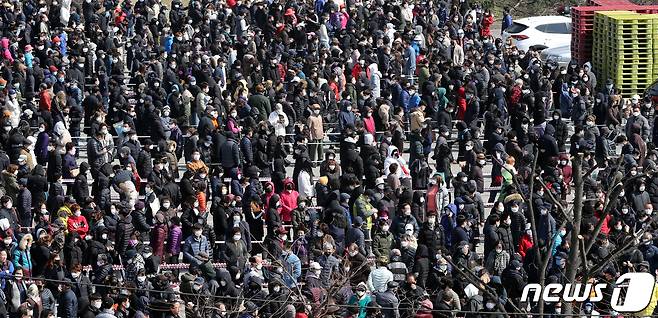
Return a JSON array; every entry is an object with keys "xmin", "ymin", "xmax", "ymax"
[{"xmin": 317, "ymin": 243, "xmax": 340, "ymax": 288}]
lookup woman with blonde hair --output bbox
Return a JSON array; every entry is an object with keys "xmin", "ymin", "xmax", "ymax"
[{"xmin": 25, "ymin": 283, "xmax": 42, "ymax": 318}]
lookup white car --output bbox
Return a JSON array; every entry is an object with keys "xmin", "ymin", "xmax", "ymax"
[
  {"xmin": 502, "ymin": 16, "xmax": 572, "ymax": 53},
  {"xmin": 540, "ymin": 45, "xmax": 571, "ymax": 67}
]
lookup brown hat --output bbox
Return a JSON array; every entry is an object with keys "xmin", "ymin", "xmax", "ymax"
[{"xmin": 476, "ymin": 153, "xmax": 486, "ymax": 160}]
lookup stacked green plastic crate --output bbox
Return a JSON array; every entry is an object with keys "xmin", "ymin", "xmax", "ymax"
[{"xmin": 593, "ymin": 11, "xmax": 658, "ymax": 97}]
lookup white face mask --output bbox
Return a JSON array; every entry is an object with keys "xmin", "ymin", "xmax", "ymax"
[
  {"xmin": 233, "ymin": 235, "xmax": 241, "ymax": 241},
  {"xmin": 137, "ymin": 276, "xmax": 146, "ymax": 283},
  {"xmin": 511, "ymin": 207, "xmax": 519, "ymax": 213},
  {"xmin": 101, "ymin": 233, "xmax": 108, "ymax": 240},
  {"xmin": 640, "ymin": 186, "xmax": 646, "ymax": 192},
  {"xmin": 71, "ymin": 272, "xmax": 80, "ymax": 278},
  {"xmin": 92, "ymin": 300, "xmax": 102, "ymax": 309}
]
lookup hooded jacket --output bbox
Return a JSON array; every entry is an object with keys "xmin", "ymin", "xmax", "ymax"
[
  {"xmin": 279, "ymin": 178, "xmax": 299, "ymax": 222},
  {"xmin": 384, "ymin": 145, "xmax": 410, "ymax": 179},
  {"xmin": 338, "ymin": 101, "xmax": 356, "ymax": 132},
  {"xmin": 266, "ymin": 194, "xmax": 282, "ymax": 234}
]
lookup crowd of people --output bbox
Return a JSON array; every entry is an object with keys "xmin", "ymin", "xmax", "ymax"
[{"xmin": 0, "ymin": 0, "xmax": 655, "ymax": 317}]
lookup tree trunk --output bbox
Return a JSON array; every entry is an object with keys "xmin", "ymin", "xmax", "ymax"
[{"xmin": 564, "ymin": 153, "xmax": 584, "ymax": 316}]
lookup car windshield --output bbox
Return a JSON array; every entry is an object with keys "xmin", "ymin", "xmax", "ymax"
[{"xmin": 506, "ymin": 22, "xmax": 529, "ymax": 33}]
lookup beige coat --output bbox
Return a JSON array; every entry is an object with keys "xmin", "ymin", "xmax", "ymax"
[
  {"xmin": 307, "ymin": 114, "xmax": 324, "ymax": 140},
  {"xmin": 410, "ymin": 109, "xmax": 425, "ymax": 132}
]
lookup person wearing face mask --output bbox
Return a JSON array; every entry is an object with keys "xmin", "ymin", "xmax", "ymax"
[
  {"xmin": 536, "ymin": 203, "xmax": 556, "ymax": 243},
  {"xmin": 66, "ymin": 204, "xmax": 89, "ymax": 239},
  {"xmin": 485, "ymin": 240, "xmax": 510, "ymax": 277},
  {"xmin": 347, "ymin": 282, "xmax": 372, "ymax": 318},
  {"xmin": 57, "ymin": 278, "xmax": 78, "ymax": 318},
  {"xmin": 182, "ymin": 223, "xmax": 211, "ymax": 266},
  {"xmin": 626, "ymin": 105, "xmax": 650, "ymax": 141},
  {"xmin": 337, "ymin": 97, "xmax": 356, "ymax": 132},
  {"xmin": 391, "ymin": 203, "xmax": 419, "ymax": 239},
  {"xmin": 268, "ymin": 102, "xmax": 290, "ymax": 137},
  {"xmin": 306, "ymin": 104, "xmax": 324, "ymax": 162},
  {"xmin": 260, "ymin": 279, "xmax": 290, "ymax": 316},
  {"xmin": 631, "ymin": 182, "xmax": 651, "ymax": 214},
  {"xmin": 372, "ymin": 218, "xmax": 394, "ymax": 264},
  {"xmin": 291, "ymin": 196, "xmax": 311, "ymax": 235},
  {"xmin": 69, "ymin": 263, "xmax": 93, "ymax": 306},
  {"xmin": 243, "ymin": 255, "xmax": 267, "ymax": 288},
  {"xmin": 224, "ymin": 226, "xmax": 249, "ymax": 279},
  {"xmin": 149, "ymin": 213, "xmax": 169, "ymax": 259},
  {"xmin": 417, "ymin": 211, "xmax": 445, "ymax": 261}
]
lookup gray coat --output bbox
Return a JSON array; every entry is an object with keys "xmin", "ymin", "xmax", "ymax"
[
  {"xmin": 317, "ymin": 254, "xmax": 340, "ymax": 288},
  {"xmin": 376, "ymin": 290, "xmax": 400, "ymax": 318}
]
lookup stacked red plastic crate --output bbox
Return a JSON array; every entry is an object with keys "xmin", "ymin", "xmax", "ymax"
[
  {"xmin": 571, "ymin": 4, "xmax": 644, "ymax": 64},
  {"xmin": 634, "ymin": 6, "xmax": 658, "ymax": 14}
]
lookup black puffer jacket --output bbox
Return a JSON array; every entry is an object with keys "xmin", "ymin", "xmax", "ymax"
[
  {"xmin": 115, "ymin": 214, "xmax": 135, "ymax": 256},
  {"xmin": 27, "ymin": 165, "xmax": 48, "ymax": 207},
  {"xmin": 417, "ymin": 222, "xmax": 445, "ymax": 257},
  {"xmin": 266, "ymin": 194, "xmax": 282, "ymax": 234},
  {"xmin": 497, "ymin": 223, "xmax": 515, "ymax": 255}
]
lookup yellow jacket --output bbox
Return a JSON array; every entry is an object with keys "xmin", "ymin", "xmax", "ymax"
[{"xmin": 638, "ymin": 282, "xmax": 658, "ymax": 317}]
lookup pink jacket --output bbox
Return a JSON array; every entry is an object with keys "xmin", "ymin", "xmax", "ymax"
[
  {"xmin": 279, "ymin": 178, "xmax": 299, "ymax": 222},
  {"xmin": 1, "ymin": 38, "xmax": 13, "ymax": 63}
]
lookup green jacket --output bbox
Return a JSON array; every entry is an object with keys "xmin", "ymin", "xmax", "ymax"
[
  {"xmin": 247, "ymin": 94, "xmax": 271, "ymax": 121},
  {"xmin": 372, "ymin": 231, "xmax": 394, "ymax": 261}
]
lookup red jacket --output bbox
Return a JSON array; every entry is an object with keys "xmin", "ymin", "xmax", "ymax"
[
  {"xmin": 595, "ymin": 210, "xmax": 612, "ymax": 235},
  {"xmin": 518, "ymin": 233, "xmax": 533, "ymax": 260},
  {"xmin": 481, "ymin": 14, "xmax": 494, "ymax": 37},
  {"xmin": 262, "ymin": 181, "xmax": 276, "ymax": 217},
  {"xmin": 363, "ymin": 116, "xmax": 375, "ymax": 135},
  {"xmin": 39, "ymin": 90, "xmax": 51, "ymax": 112},
  {"xmin": 456, "ymin": 87, "xmax": 467, "ymax": 120},
  {"xmin": 279, "ymin": 178, "xmax": 299, "ymax": 222},
  {"xmin": 67, "ymin": 215, "xmax": 89, "ymax": 239},
  {"xmin": 509, "ymin": 86, "xmax": 523, "ymax": 108},
  {"xmin": 351, "ymin": 63, "xmax": 362, "ymax": 80},
  {"xmin": 150, "ymin": 222, "xmax": 169, "ymax": 257}
]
